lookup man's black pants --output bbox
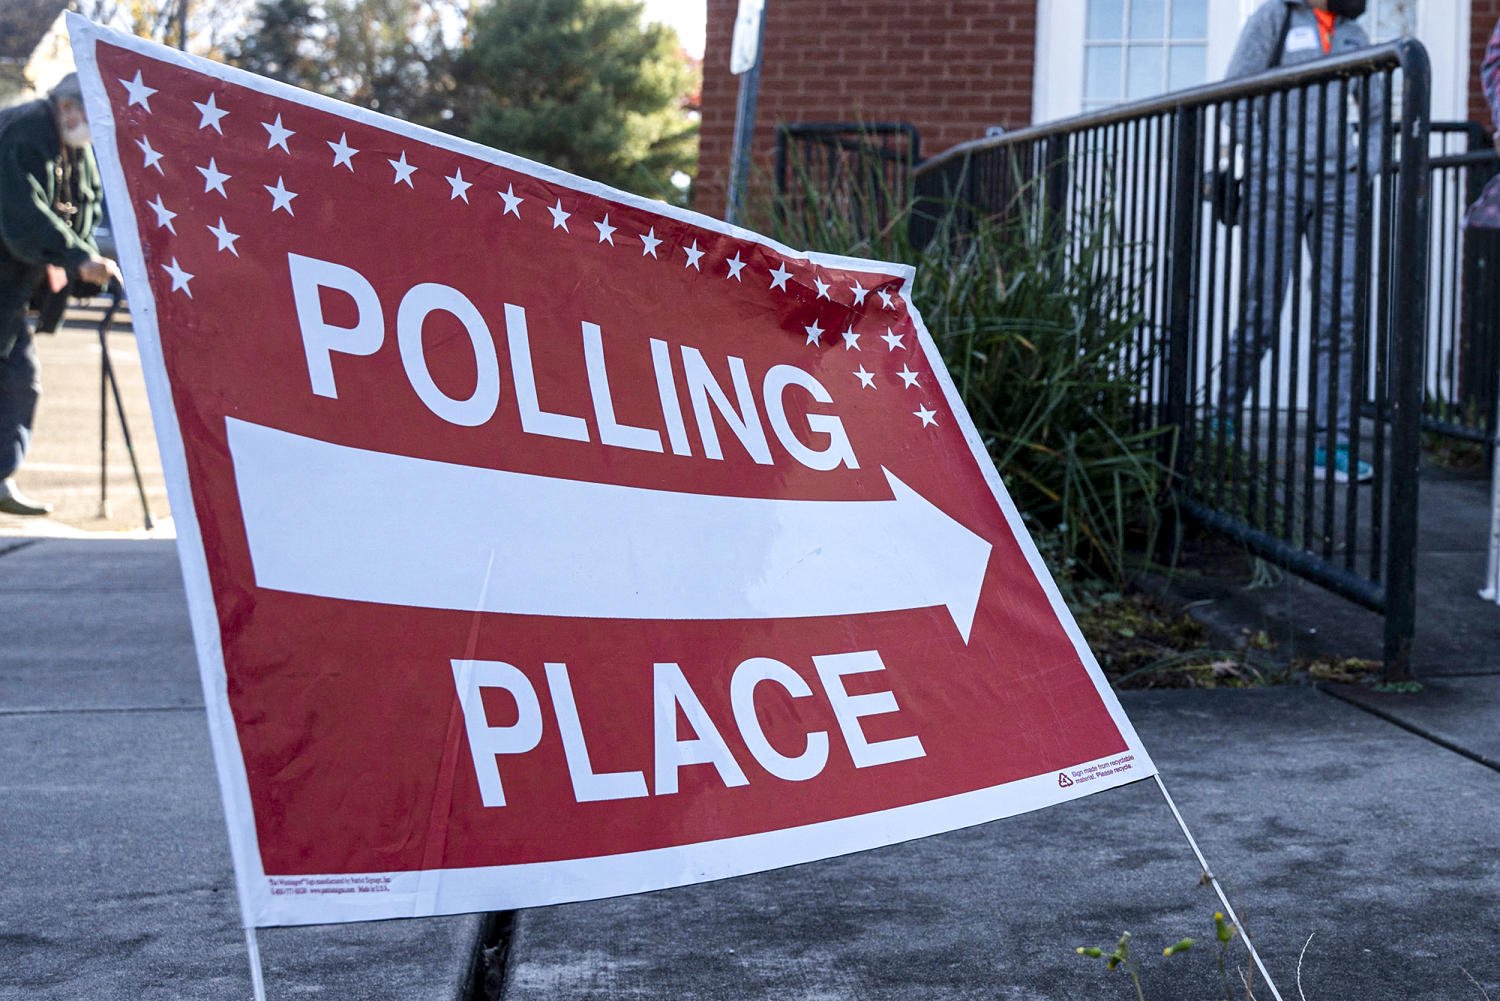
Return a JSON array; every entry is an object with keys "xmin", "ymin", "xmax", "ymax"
[{"xmin": 0, "ymin": 308, "xmax": 40, "ymax": 481}]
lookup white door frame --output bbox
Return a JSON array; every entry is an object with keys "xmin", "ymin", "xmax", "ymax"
[{"xmin": 1415, "ymin": 0, "xmax": 1468, "ymax": 122}]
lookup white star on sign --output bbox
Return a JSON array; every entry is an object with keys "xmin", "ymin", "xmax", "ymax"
[
  {"xmin": 120, "ymin": 70, "xmax": 156, "ymax": 111},
  {"xmin": 207, "ymin": 218, "xmax": 240, "ymax": 256},
  {"xmin": 725, "ymin": 252, "xmax": 745, "ymax": 281},
  {"xmin": 162, "ymin": 257, "xmax": 194, "ymax": 297},
  {"xmin": 594, "ymin": 214, "xmax": 616, "ymax": 244},
  {"xmin": 914, "ymin": 404, "xmax": 938, "ymax": 428},
  {"xmin": 193, "ymin": 93, "xmax": 228, "ymax": 133},
  {"xmin": 262, "ymin": 114, "xmax": 294, "ymax": 153},
  {"xmin": 683, "ymin": 240, "xmax": 704, "ymax": 270},
  {"xmin": 842, "ymin": 327, "xmax": 861, "ymax": 350},
  {"xmin": 769, "ymin": 263, "xmax": 792, "ymax": 291},
  {"xmin": 196, "ymin": 157, "xmax": 230, "ymax": 197},
  {"xmin": 388, "ymin": 151, "xmax": 417, "ymax": 187},
  {"xmin": 850, "ymin": 282, "xmax": 869, "ymax": 305},
  {"xmin": 328, "ymin": 133, "xmax": 358, "ymax": 170},
  {"xmin": 640, "ymin": 228, "xmax": 661, "ymax": 258},
  {"xmin": 813, "ymin": 276, "xmax": 831, "ymax": 300},
  {"xmin": 134, "ymin": 136, "xmax": 164, "ymax": 174},
  {"xmin": 447, "ymin": 167, "xmax": 472, "ymax": 203},
  {"xmin": 264, "ymin": 176, "xmax": 297, "ymax": 215},
  {"xmin": 877, "ymin": 288, "xmax": 895, "ymax": 308},
  {"xmin": 548, "ymin": 199, "xmax": 571, "ymax": 231},
  {"xmin": 147, "ymin": 194, "xmax": 176, "ymax": 233},
  {"xmin": 881, "ymin": 328, "xmax": 905, "ymax": 351},
  {"xmin": 897, "ymin": 365, "xmax": 920, "ymax": 388},
  {"xmin": 499, "ymin": 184, "xmax": 523, "ymax": 217},
  {"xmin": 804, "ymin": 320, "xmax": 824, "ymax": 346},
  {"xmin": 854, "ymin": 366, "xmax": 876, "ymax": 388}
]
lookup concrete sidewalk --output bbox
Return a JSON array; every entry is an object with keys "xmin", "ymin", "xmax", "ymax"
[
  {"xmin": 0, "ymin": 539, "xmax": 486, "ymax": 1001},
  {"xmin": 503, "ymin": 686, "xmax": 1500, "ymax": 1001},
  {"xmin": 5, "ymin": 310, "xmax": 1499, "ymax": 1000},
  {"xmin": 496, "ymin": 461, "xmax": 1500, "ymax": 998},
  {"xmin": 1162, "ymin": 462, "xmax": 1500, "ymax": 678},
  {"xmin": 4, "ymin": 536, "xmax": 1497, "ymax": 1000}
]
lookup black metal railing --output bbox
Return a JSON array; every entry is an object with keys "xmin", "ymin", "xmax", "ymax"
[
  {"xmin": 911, "ymin": 42, "xmax": 1432, "ymax": 679},
  {"xmin": 773, "ymin": 122, "xmax": 921, "ymax": 234},
  {"xmin": 1425, "ymin": 121, "xmax": 1500, "ymax": 442}
]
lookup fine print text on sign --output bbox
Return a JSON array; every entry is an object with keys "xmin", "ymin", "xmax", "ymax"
[{"xmin": 72, "ymin": 17, "xmax": 1154, "ymax": 927}]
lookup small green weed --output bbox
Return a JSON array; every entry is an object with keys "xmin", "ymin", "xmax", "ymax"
[
  {"xmin": 1076, "ymin": 912, "xmax": 1248, "ymax": 1001},
  {"xmin": 1303, "ymin": 657, "xmax": 1381, "ymax": 684}
]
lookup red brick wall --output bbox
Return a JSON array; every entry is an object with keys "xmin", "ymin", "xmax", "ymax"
[
  {"xmin": 1472, "ymin": 1, "xmax": 1500, "ymax": 126},
  {"xmin": 696, "ymin": 0, "xmax": 1036, "ymax": 219}
]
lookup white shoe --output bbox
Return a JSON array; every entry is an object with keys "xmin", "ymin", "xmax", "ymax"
[{"xmin": 0, "ymin": 477, "xmax": 53, "ymax": 516}]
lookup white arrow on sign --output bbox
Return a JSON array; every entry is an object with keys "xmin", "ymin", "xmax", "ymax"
[{"xmin": 225, "ymin": 418, "xmax": 993, "ymax": 641}]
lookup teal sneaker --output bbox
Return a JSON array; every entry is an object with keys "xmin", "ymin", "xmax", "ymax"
[
  {"xmin": 1205, "ymin": 416, "xmax": 1236, "ymax": 438},
  {"xmin": 1313, "ymin": 445, "xmax": 1373, "ymax": 483}
]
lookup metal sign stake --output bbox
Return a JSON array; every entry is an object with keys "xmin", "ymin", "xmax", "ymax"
[{"xmin": 1154, "ymin": 775, "xmax": 1286, "ymax": 1001}]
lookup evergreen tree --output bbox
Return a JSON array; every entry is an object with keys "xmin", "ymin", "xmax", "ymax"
[
  {"xmin": 228, "ymin": 0, "xmax": 329, "ymax": 92},
  {"xmin": 228, "ymin": 0, "xmax": 462, "ymax": 127},
  {"xmin": 227, "ymin": 0, "xmax": 699, "ymax": 202},
  {"xmin": 452, "ymin": 0, "xmax": 698, "ymax": 203}
]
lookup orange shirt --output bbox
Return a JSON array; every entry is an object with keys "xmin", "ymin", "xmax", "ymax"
[{"xmin": 1315, "ymin": 9, "xmax": 1337, "ymax": 53}]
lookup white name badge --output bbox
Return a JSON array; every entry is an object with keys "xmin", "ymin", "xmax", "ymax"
[{"xmin": 1286, "ymin": 25, "xmax": 1320, "ymax": 52}]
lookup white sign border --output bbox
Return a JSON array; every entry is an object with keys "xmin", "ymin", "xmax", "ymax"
[{"xmin": 69, "ymin": 14, "xmax": 1156, "ymax": 929}]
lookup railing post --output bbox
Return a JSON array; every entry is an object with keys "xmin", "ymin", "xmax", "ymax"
[
  {"xmin": 901, "ymin": 42, "xmax": 1430, "ymax": 657},
  {"xmin": 1462, "ymin": 123, "xmax": 1500, "ymax": 440},
  {"xmin": 1163, "ymin": 106, "xmax": 1199, "ymax": 480},
  {"xmin": 1045, "ymin": 134, "xmax": 1068, "ymax": 222},
  {"xmin": 773, "ymin": 124, "xmax": 789, "ymax": 202},
  {"xmin": 1384, "ymin": 41, "xmax": 1431, "ymax": 681},
  {"xmin": 911, "ymin": 151, "xmax": 966, "ymax": 251}
]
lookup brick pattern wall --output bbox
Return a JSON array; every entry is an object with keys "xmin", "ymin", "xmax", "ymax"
[
  {"xmin": 696, "ymin": 0, "xmax": 1036, "ymax": 218},
  {"xmin": 1473, "ymin": 1, "xmax": 1500, "ymax": 126}
]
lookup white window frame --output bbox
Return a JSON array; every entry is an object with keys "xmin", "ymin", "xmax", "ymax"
[
  {"xmin": 1034, "ymin": 0, "xmax": 1469, "ymax": 125},
  {"xmin": 1034, "ymin": 0, "xmax": 1247, "ymax": 123}
]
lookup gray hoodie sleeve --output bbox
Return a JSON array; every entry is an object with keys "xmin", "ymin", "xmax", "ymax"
[
  {"xmin": 1226, "ymin": 0, "xmax": 1289, "ymax": 80},
  {"xmin": 1223, "ymin": 1, "xmax": 1288, "ymax": 151}
]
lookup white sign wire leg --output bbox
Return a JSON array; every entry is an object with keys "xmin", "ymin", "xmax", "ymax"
[
  {"xmin": 245, "ymin": 926, "xmax": 267, "ymax": 1001},
  {"xmin": 1153, "ymin": 776, "xmax": 1284, "ymax": 1001},
  {"xmin": 1482, "ymin": 429, "xmax": 1500, "ymax": 603}
]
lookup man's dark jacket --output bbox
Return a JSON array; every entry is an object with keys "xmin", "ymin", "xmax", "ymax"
[{"xmin": 0, "ymin": 98, "xmax": 103, "ymax": 326}]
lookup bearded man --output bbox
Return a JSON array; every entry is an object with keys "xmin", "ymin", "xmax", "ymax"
[{"xmin": 0, "ymin": 72, "xmax": 119, "ymax": 516}]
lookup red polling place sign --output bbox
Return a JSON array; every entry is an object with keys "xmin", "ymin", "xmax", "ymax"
[{"xmin": 73, "ymin": 18, "xmax": 1154, "ymax": 927}]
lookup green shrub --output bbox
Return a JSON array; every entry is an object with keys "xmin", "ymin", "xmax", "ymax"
[{"xmin": 768, "ymin": 149, "xmax": 1171, "ymax": 588}]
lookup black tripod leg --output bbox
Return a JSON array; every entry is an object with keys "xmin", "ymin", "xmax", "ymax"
[
  {"xmin": 98, "ymin": 312, "xmax": 110, "ymax": 519},
  {"xmin": 97, "ymin": 290, "xmax": 154, "ymax": 530}
]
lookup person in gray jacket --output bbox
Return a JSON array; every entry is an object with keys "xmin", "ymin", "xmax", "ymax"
[{"xmin": 1220, "ymin": 0, "xmax": 1379, "ymax": 483}]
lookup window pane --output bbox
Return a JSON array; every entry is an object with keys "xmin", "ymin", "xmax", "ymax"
[
  {"xmin": 1170, "ymin": 1, "xmax": 1207, "ymax": 39},
  {"xmin": 1127, "ymin": 45, "xmax": 1165, "ymax": 99},
  {"xmin": 1086, "ymin": 45, "xmax": 1123, "ymax": 101},
  {"xmin": 1130, "ymin": 0, "xmax": 1166, "ymax": 39},
  {"xmin": 1087, "ymin": 0, "xmax": 1124, "ymax": 40},
  {"xmin": 1168, "ymin": 44, "xmax": 1207, "ymax": 90}
]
